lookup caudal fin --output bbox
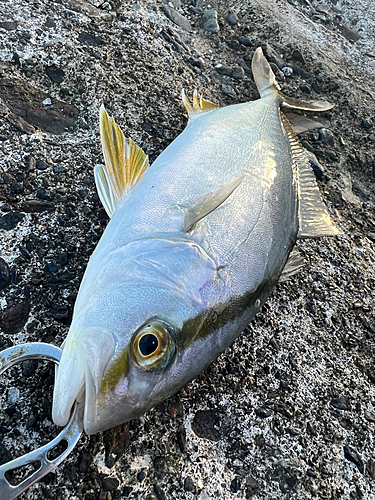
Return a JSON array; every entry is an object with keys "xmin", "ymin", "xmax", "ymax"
[{"xmin": 251, "ymin": 47, "xmax": 334, "ymax": 112}]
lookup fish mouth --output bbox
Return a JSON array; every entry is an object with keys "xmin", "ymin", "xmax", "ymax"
[{"xmin": 52, "ymin": 327, "xmax": 116, "ymax": 432}]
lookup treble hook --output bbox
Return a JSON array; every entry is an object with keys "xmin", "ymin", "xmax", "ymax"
[{"xmin": 0, "ymin": 343, "xmax": 83, "ymax": 500}]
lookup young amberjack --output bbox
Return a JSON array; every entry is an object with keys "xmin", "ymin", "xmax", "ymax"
[{"xmin": 52, "ymin": 48, "xmax": 337, "ymax": 434}]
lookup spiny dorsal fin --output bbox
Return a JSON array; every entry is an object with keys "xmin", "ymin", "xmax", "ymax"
[
  {"xmin": 184, "ymin": 175, "xmax": 245, "ymax": 232},
  {"xmin": 280, "ymin": 112, "xmax": 338, "ymax": 238},
  {"xmin": 181, "ymin": 89, "xmax": 220, "ymax": 117},
  {"xmin": 94, "ymin": 105, "xmax": 149, "ymax": 218},
  {"xmin": 251, "ymin": 47, "xmax": 334, "ymax": 112},
  {"xmin": 279, "ymin": 249, "xmax": 304, "ymax": 282}
]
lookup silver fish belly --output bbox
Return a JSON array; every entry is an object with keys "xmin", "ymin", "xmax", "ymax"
[{"xmin": 52, "ymin": 48, "xmax": 337, "ymax": 434}]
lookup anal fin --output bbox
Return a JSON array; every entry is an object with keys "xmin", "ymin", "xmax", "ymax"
[{"xmin": 279, "ymin": 249, "xmax": 304, "ymax": 282}]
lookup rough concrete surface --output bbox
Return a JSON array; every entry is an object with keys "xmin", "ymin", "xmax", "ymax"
[{"xmin": 0, "ymin": 0, "xmax": 375, "ymax": 498}]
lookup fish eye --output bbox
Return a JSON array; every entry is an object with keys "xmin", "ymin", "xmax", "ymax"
[{"xmin": 131, "ymin": 320, "xmax": 175, "ymax": 371}]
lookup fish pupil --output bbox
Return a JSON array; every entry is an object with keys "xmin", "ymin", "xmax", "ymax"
[{"xmin": 139, "ymin": 334, "xmax": 159, "ymax": 356}]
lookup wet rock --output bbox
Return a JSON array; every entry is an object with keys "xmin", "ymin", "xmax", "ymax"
[
  {"xmin": 221, "ymin": 83, "xmax": 236, "ymax": 98},
  {"xmin": 334, "ymin": 22, "xmax": 361, "ymax": 42},
  {"xmin": 0, "ymin": 212, "xmax": 24, "ymax": 230},
  {"xmin": 184, "ymin": 477, "xmax": 196, "ymax": 492},
  {"xmin": 0, "ymin": 21, "xmax": 18, "ymax": 30},
  {"xmin": 19, "ymin": 200, "xmax": 54, "ymax": 213},
  {"xmin": 238, "ymin": 37, "xmax": 252, "ymax": 46},
  {"xmin": 22, "ymin": 359, "xmax": 38, "ymax": 377},
  {"xmin": 230, "ymin": 477, "xmax": 242, "ymax": 493},
  {"xmin": 367, "ymin": 458, "xmax": 375, "ymax": 479},
  {"xmin": 78, "ymin": 32, "xmax": 102, "ymax": 46},
  {"xmin": 300, "ymin": 83, "xmax": 311, "ymax": 94},
  {"xmin": 319, "ymin": 128, "xmax": 335, "ymax": 146},
  {"xmin": 45, "ymin": 65, "xmax": 65, "ymax": 84},
  {"xmin": 0, "ymin": 257, "xmax": 10, "ymax": 291},
  {"xmin": 344, "ymin": 445, "xmax": 364, "ymax": 474},
  {"xmin": 331, "ymin": 396, "xmax": 351, "ymax": 410},
  {"xmin": 0, "ymin": 299, "xmax": 30, "ymax": 334},
  {"xmin": 0, "ymin": 79, "xmax": 79, "ymax": 134},
  {"xmin": 0, "ymin": 443, "xmax": 12, "ymax": 465},
  {"xmin": 161, "ymin": 6, "xmax": 192, "ymax": 32},
  {"xmin": 361, "ymin": 118, "xmax": 373, "ymax": 129},
  {"xmin": 191, "ymin": 410, "xmax": 227, "ymax": 441},
  {"xmin": 261, "ymin": 42, "xmax": 284, "ymax": 69},
  {"xmin": 226, "ymin": 12, "xmax": 238, "ymax": 25},
  {"xmin": 102, "ymin": 477, "xmax": 119, "ymax": 491},
  {"xmin": 200, "ymin": 10, "xmax": 219, "ymax": 35}
]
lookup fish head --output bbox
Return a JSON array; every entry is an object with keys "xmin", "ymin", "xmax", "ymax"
[{"xmin": 52, "ymin": 238, "xmax": 220, "ymax": 434}]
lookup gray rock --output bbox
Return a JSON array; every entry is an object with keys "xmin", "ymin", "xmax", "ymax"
[
  {"xmin": 162, "ymin": 6, "xmax": 192, "ymax": 32},
  {"xmin": 162, "ymin": 0, "xmax": 181, "ymax": 9},
  {"xmin": 226, "ymin": 12, "xmax": 238, "ymax": 26},
  {"xmin": 200, "ymin": 9, "xmax": 219, "ymax": 34}
]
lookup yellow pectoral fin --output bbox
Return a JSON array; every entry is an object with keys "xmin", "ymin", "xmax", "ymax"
[{"xmin": 95, "ymin": 105, "xmax": 149, "ymax": 218}]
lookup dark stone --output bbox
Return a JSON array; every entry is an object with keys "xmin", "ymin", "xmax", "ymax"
[
  {"xmin": 331, "ymin": 396, "xmax": 351, "ymax": 410},
  {"xmin": 0, "ymin": 212, "xmax": 24, "ymax": 230},
  {"xmin": 78, "ymin": 32, "xmax": 102, "ymax": 46},
  {"xmin": 184, "ymin": 477, "xmax": 196, "ymax": 493},
  {"xmin": 344, "ymin": 445, "xmax": 364, "ymax": 474},
  {"xmin": 44, "ymin": 262, "xmax": 58, "ymax": 274},
  {"xmin": 226, "ymin": 12, "xmax": 238, "ymax": 25},
  {"xmin": 367, "ymin": 458, "xmax": 375, "ymax": 479},
  {"xmin": 274, "ymin": 402, "xmax": 294, "ymax": 419},
  {"xmin": 45, "ymin": 65, "xmax": 65, "ymax": 84},
  {"xmin": 53, "ymin": 166, "xmax": 67, "ymax": 174},
  {"xmin": 238, "ymin": 37, "xmax": 252, "ymax": 46},
  {"xmin": 230, "ymin": 476, "xmax": 242, "ymax": 493},
  {"xmin": 137, "ymin": 470, "xmax": 146, "ymax": 482},
  {"xmin": 102, "ymin": 477, "xmax": 119, "ymax": 491},
  {"xmin": 176, "ymin": 427, "xmax": 186, "ymax": 452},
  {"xmin": 36, "ymin": 160, "xmax": 49, "ymax": 170},
  {"xmin": 191, "ymin": 410, "xmax": 226, "ymax": 441},
  {"xmin": 0, "ymin": 21, "xmax": 18, "ymax": 30},
  {"xmin": 122, "ymin": 486, "xmax": 133, "ymax": 497},
  {"xmin": 0, "ymin": 443, "xmax": 12, "ymax": 465},
  {"xmin": 255, "ymin": 407, "xmax": 272, "ymax": 418},
  {"xmin": 162, "ymin": 6, "xmax": 192, "ymax": 32},
  {"xmin": 0, "ymin": 299, "xmax": 30, "ymax": 334},
  {"xmin": 312, "ymin": 83, "xmax": 321, "ymax": 93},
  {"xmin": 300, "ymin": 83, "xmax": 311, "ymax": 94},
  {"xmin": 226, "ymin": 40, "xmax": 241, "ymax": 50},
  {"xmin": 261, "ymin": 43, "xmax": 284, "ymax": 69},
  {"xmin": 0, "ymin": 258, "xmax": 10, "ymax": 291},
  {"xmin": 50, "ymin": 304, "xmax": 69, "ymax": 320},
  {"xmin": 0, "ymin": 80, "xmax": 79, "ymax": 135},
  {"xmin": 361, "ymin": 119, "xmax": 373, "ymax": 129},
  {"xmin": 153, "ymin": 484, "xmax": 166, "ymax": 500},
  {"xmin": 9, "ymin": 183, "xmax": 24, "ymax": 194},
  {"xmin": 22, "ymin": 359, "xmax": 38, "ymax": 377},
  {"xmin": 364, "ymin": 410, "xmax": 375, "ymax": 423},
  {"xmin": 19, "ymin": 200, "xmax": 54, "ymax": 213},
  {"xmin": 290, "ymin": 64, "xmax": 310, "ymax": 79},
  {"xmin": 334, "ymin": 22, "xmax": 361, "ymax": 42},
  {"xmin": 245, "ymin": 476, "xmax": 260, "ymax": 497}
]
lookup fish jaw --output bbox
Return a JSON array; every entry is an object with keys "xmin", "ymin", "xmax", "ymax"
[{"xmin": 52, "ymin": 327, "xmax": 116, "ymax": 428}]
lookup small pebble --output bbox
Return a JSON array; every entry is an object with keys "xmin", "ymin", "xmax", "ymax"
[
  {"xmin": 0, "ymin": 257, "xmax": 10, "ymax": 291},
  {"xmin": 282, "ymin": 66, "xmax": 293, "ymax": 77},
  {"xmin": 226, "ymin": 12, "xmax": 238, "ymax": 26}
]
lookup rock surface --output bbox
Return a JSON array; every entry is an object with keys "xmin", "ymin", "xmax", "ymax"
[{"xmin": 0, "ymin": 0, "xmax": 375, "ymax": 499}]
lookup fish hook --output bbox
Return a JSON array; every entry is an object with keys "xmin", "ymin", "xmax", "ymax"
[{"xmin": 0, "ymin": 343, "xmax": 83, "ymax": 500}]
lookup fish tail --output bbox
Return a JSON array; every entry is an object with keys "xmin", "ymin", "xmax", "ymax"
[{"xmin": 252, "ymin": 47, "xmax": 334, "ymax": 112}]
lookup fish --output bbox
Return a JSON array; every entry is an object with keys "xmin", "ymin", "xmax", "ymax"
[{"xmin": 52, "ymin": 47, "xmax": 338, "ymax": 435}]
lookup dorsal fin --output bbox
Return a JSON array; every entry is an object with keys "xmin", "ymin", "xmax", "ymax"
[
  {"xmin": 184, "ymin": 175, "xmax": 245, "ymax": 232},
  {"xmin": 181, "ymin": 89, "xmax": 220, "ymax": 118},
  {"xmin": 94, "ymin": 105, "xmax": 149, "ymax": 218},
  {"xmin": 280, "ymin": 112, "xmax": 338, "ymax": 238},
  {"xmin": 251, "ymin": 47, "xmax": 334, "ymax": 112}
]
